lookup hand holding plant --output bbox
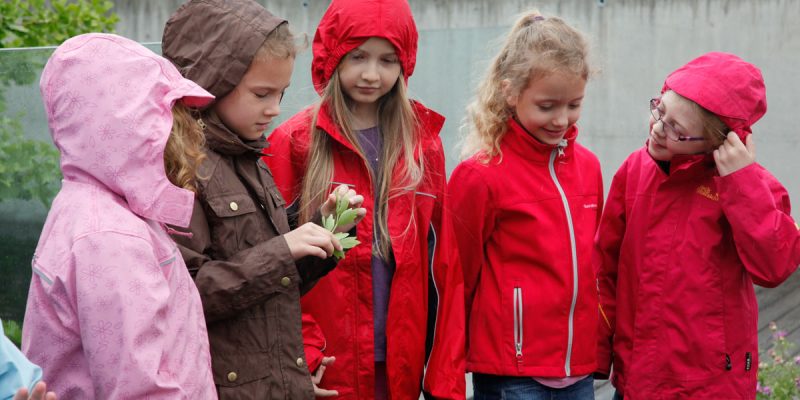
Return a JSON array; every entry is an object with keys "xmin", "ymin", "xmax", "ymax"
[{"xmin": 320, "ymin": 185, "xmax": 366, "ymax": 259}]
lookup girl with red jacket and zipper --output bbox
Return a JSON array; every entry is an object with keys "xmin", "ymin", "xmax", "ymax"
[
  {"xmin": 595, "ymin": 52, "xmax": 800, "ymax": 399},
  {"xmin": 449, "ymin": 11, "xmax": 602, "ymax": 400},
  {"xmin": 265, "ymin": 0, "xmax": 466, "ymax": 398}
]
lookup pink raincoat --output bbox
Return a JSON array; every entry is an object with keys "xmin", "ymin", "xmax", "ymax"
[{"xmin": 22, "ymin": 33, "xmax": 216, "ymax": 399}]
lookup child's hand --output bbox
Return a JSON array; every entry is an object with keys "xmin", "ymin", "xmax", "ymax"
[
  {"xmin": 714, "ymin": 132, "xmax": 755, "ymax": 177},
  {"xmin": 284, "ymin": 223, "xmax": 343, "ymax": 260},
  {"xmin": 312, "ymin": 356, "xmax": 339, "ymax": 397},
  {"xmin": 14, "ymin": 382, "xmax": 57, "ymax": 400},
  {"xmin": 320, "ymin": 185, "xmax": 366, "ymax": 233}
]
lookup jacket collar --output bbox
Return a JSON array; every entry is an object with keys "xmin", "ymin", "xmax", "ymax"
[
  {"xmin": 644, "ymin": 141, "xmax": 717, "ymax": 180},
  {"xmin": 503, "ymin": 117, "xmax": 578, "ymax": 164},
  {"xmin": 202, "ymin": 110, "xmax": 268, "ymax": 157}
]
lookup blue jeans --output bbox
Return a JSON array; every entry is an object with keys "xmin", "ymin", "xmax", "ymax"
[{"xmin": 473, "ymin": 374, "xmax": 595, "ymax": 400}]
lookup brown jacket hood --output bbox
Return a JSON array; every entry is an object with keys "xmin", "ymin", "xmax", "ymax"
[{"xmin": 162, "ymin": 0, "xmax": 286, "ymax": 100}]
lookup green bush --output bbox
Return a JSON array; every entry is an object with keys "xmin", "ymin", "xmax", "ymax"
[
  {"xmin": 757, "ymin": 322, "xmax": 800, "ymax": 399},
  {"xmin": 0, "ymin": 0, "xmax": 118, "ymax": 49},
  {"xmin": 2, "ymin": 319, "xmax": 22, "ymax": 348},
  {"xmin": 0, "ymin": 116, "xmax": 61, "ymax": 207},
  {"xmin": 0, "ymin": 0, "xmax": 118, "ymax": 206}
]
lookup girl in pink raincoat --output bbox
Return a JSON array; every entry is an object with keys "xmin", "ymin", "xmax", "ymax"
[{"xmin": 21, "ymin": 33, "xmax": 217, "ymax": 399}]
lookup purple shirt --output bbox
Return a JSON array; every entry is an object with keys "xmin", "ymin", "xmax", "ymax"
[{"xmin": 356, "ymin": 126, "xmax": 395, "ymax": 362}]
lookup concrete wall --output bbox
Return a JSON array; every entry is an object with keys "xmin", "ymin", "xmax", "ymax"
[{"xmin": 110, "ymin": 0, "xmax": 800, "ymax": 211}]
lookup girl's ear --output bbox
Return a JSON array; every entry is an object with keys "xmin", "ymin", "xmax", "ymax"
[{"xmin": 501, "ymin": 79, "xmax": 517, "ymax": 108}]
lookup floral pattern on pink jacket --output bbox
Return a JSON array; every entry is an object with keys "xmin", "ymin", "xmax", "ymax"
[{"xmin": 22, "ymin": 33, "xmax": 217, "ymax": 399}]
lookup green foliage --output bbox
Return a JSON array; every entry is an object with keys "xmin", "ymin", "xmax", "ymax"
[
  {"xmin": 0, "ymin": 0, "xmax": 118, "ymax": 206},
  {"xmin": 0, "ymin": 116, "xmax": 61, "ymax": 206},
  {"xmin": 757, "ymin": 322, "xmax": 800, "ymax": 399},
  {"xmin": 0, "ymin": 0, "xmax": 119, "ymax": 49},
  {"xmin": 325, "ymin": 193, "xmax": 361, "ymax": 260},
  {"xmin": 2, "ymin": 319, "xmax": 22, "ymax": 348}
]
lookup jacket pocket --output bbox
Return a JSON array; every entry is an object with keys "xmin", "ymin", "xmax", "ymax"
[
  {"xmin": 513, "ymin": 286, "xmax": 523, "ymax": 360},
  {"xmin": 206, "ymin": 193, "xmax": 259, "ymax": 252},
  {"xmin": 414, "ymin": 191, "xmax": 437, "ymax": 223},
  {"xmin": 207, "ymin": 193, "xmax": 258, "ymax": 218},
  {"xmin": 212, "ymin": 350, "xmax": 271, "ymax": 388}
]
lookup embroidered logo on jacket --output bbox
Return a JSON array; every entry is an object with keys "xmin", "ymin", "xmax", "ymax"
[
  {"xmin": 696, "ymin": 185, "xmax": 719, "ymax": 201},
  {"xmin": 583, "ymin": 203, "xmax": 598, "ymax": 209}
]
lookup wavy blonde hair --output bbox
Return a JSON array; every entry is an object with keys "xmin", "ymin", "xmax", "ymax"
[
  {"xmin": 461, "ymin": 10, "xmax": 591, "ymax": 162},
  {"xmin": 299, "ymin": 71, "xmax": 423, "ymax": 258},
  {"xmin": 164, "ymin": 102, "xmax": 205, "ymax": 192}
]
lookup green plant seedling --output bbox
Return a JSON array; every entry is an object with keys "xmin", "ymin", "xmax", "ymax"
[{"xmin": 324, "ymin": 191, "xmax": 361, "ymax": 259}]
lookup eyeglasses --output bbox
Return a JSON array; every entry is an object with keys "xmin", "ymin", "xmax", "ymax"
[{"xmin": 649, "ymin": 98, "xmax": 707, "ymax": 142}]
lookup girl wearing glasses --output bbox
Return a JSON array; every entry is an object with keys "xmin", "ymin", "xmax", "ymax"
[{"xmin": 595, "ymin": 52, "xmax": 799, "ymax": 399}]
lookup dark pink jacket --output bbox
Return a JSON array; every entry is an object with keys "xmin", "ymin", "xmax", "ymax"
[{"xmin": 596, "ymin": 52, "xmax": 800, "ymax": 399}]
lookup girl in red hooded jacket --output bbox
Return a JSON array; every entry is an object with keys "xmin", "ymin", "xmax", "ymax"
[
  {"xmin": 448, "ymin": 10, "xmax": 602, "ymax": 400},
  {"xmin": 264, "ymin": 0, "xmax": 465, "ymax": 399},
  {"xmin": 595, "ymin": 52, "xmax": 800, "ymax": 399}
]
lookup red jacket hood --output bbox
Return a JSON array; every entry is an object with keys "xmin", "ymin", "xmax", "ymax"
[
  {"xmin": 311, "ymin": 0, "xmax": 418, "ymax": 93},
  {"xmin": 662, "ymin": 52, "xmax": 766, "ymax": 139}
]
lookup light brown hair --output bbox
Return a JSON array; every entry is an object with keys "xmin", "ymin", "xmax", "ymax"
[
  {"xmin": 688, "ymin": 99, "xmax": 728, "ymax": 147},
  {"xmin": 462, "ymin": 10, "xmax": 590, "ymax": 162},
  {"xmin": 254, "ymin": 23, "xmax": 307, "ymax": 62},
  {"xmin": 164, "ymin": 102, "xmax": 206, "ymax": 192},
  {"xmin": 300, "ymin": 70, "xmax": 423, "ymax": 258}
]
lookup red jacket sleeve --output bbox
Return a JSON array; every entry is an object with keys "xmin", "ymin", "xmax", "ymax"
[
  {"xmin": 301, "ymin": 312, "xmax": 326, "ymax": 373},
  {"xmin": 593, "ymin": 162, "xmax": 628, "ymax": 379},
  {"xmin": 447, "ymin": 160, "xmax": 494, "ymax": 348},
  {"xmin": 422, "ymin": 139, "xmax": 466, "ymax": 399},
  {"xmin": 718, "ymin": 163, "xmax": 800, "ymax": 287}
]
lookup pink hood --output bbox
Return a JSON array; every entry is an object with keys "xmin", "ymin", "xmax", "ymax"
[
  {"xmin": 663, "ymin": 52, "xmax": 766, "ymax": 139},
  {"xmin": 39, "ymin": 33, "xmax": 213, "ymax": 227}
]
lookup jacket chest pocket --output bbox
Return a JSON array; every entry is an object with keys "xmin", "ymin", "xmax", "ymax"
[
  {"xmin": 414, "ymin": 191, "xmax": 437, "ymax": 222},
  {"xmin": 206, "ymin": 193, "xmax": 263, "ymax": 253}
]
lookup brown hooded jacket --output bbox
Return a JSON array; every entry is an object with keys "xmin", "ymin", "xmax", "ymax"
[{"xmin": 163, "ymin": 1, "xmax": 334, "ymax": 398}]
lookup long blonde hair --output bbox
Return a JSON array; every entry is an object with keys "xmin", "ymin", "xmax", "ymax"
[
  {"xmin": 164, "ymin": 102, "xmax": 206, "ymax": 192},
  {"xmin": 462, "ymin": 10, "xmax": 590, "ymax": 162},
  {"xmin": 300, "ymin": 69, "xmax": 423, "ymax": 258}
]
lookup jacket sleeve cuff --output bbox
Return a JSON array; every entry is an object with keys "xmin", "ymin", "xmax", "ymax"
[{"xmin": 304, "ymin": 344, "xmax": 324, "ymax": 373}]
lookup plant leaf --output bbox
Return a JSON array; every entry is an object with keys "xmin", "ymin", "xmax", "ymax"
[
  {"xmin": 336, "ymin": 208, "xmax": 359, "ymax": 228},
  {"xmin": 335, "ymin": 192, "xmax": 348, "ymax": 215},
  {"xmin": 340, "ymin": 237, "xmax": 360, "ymax": 250},
  {"xmin": 323, "ymin": 214, "xmax": 335, "ymax": 232},
  {"xmin": 334, "ymin": 232, "xmax": 348, "ymax": 241},
  {"xmin": 333, "ymin": 249, "xmax": 345, "ymax": 260}
]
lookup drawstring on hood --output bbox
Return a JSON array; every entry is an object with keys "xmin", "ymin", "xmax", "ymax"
[{"xmin": 662, "ymin": 52, "xmax": 767, "ymax": 140}]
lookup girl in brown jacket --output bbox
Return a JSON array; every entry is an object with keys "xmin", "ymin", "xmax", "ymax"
[{"xmin": 161, "ymin": 0, "xmax": 365, "ymax": 398}]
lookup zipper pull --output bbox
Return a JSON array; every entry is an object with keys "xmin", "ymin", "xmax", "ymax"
[
  {"xmin": 725, "ymin": 354, "xmax": 732, "ymax": 371},
  {"xmin": 745, "ymin": 352, "xmax": 752, "ymax": 371},
  {"xmin": 557, "ymin": 139, "xmax": 568, "ymax": 157}
]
